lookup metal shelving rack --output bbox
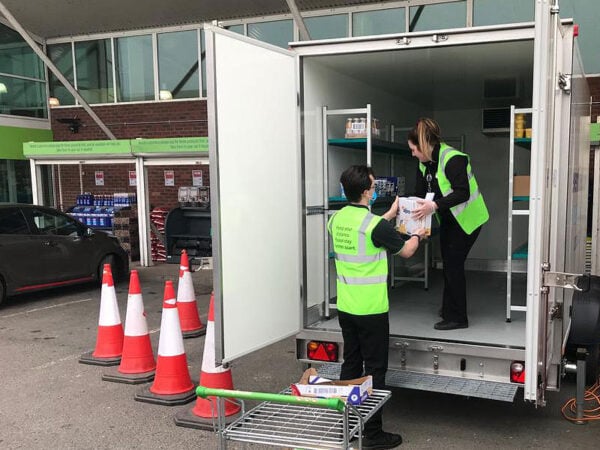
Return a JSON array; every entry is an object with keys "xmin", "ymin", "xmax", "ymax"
[
  {"xmin": 322, "ymin": 104, "xmax": 409, "ymax": 317},
  {"xmin": 506, "ymin": 105, "xmax": 532, "ymax": 321}
]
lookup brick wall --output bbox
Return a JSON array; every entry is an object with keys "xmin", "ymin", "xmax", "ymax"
[{"xmin": 50, "ymin": 100, "xmax": 209, "ymax": 210}]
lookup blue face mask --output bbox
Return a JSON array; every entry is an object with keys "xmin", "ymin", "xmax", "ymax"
[{"xmin": 369, "ymin": 189, "xmax": 378, "ymax": 206}]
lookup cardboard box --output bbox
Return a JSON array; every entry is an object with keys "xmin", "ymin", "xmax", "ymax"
[
  {"xmin": 396, "ymin": 195, "xmax": 433, "ymax": 236},
  {"xmin": 513, "ymin": 175, "xmax": 530, "ymax": 197},
  {"xmin": 291, "ymin": 368, "xmax": 372, "ymax": 405}
]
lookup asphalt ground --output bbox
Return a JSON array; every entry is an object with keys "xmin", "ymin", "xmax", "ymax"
[{"xmin": 0, "ymin": 263, "xmax": 598, "ymax": 449}]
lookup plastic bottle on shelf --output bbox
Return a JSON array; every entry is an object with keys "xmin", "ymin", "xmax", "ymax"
[
  {"xmin": 351, "ymin": 118, "xmax": 359, "ymax": 137},
  {"xmin": 345, "ymin": 118, "xmax": 352, "ymax": 138}
]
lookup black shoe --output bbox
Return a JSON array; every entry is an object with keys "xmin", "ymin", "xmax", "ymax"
[
  {"xmin": 362, "ymin": 431, "xmax": 403, "ymax": 449},
  {"xmin": 434, "ymin": 320, "xmax": 468, "ymax": 330}
]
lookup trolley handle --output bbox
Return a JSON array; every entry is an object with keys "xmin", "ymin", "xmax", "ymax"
[{"xmin": 196, "ymin": 386, "xmax": 346, "ymax": 412}]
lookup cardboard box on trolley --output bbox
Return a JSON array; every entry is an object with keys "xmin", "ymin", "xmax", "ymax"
[{"xmin": 291, "ymin": 368, "xmax": 372, "ymax": 405}]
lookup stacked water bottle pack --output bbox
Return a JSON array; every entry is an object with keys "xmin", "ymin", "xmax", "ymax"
[{"xmin": 68, "ymin": 192, "xmax": 137, "ymax": 229}]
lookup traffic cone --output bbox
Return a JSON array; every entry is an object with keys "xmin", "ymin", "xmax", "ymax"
[
  {"xmin": 103, "ymin": 270, "xmax": 156, "ymax": 384},
  {"xmin": 177, "ymin": 250, "xmax": 206, "ymax": 338},
  {"xmin": 175, "ymin": 292, "xmax": 241, "ymax": 429},
  {"xmin": 135, "ymin": 280, "xmax": 196, "ymax": 406},
  {"xmin": 80, "ymin": 264, "xmax": 124, "ymax": 366}
]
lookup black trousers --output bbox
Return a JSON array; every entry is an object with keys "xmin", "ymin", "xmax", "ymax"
[
  {"xmin": 439, "ymin": 219, "xmax": 481, "ymax": 324},
  {"xmin": 338, "ymin": 310, "xmax": 389, "ymax": 438}
]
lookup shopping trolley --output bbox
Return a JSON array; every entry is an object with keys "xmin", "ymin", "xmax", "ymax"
[{"xmin": 196, "ymin": 386, "xmax": 392, "ymax": 449}]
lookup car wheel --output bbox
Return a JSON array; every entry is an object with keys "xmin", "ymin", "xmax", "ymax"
[
  {"xmin": 98, "ymin": 254, "xmax": 118, "ymax": 284},
  {"xmin": 0, "ymin": 276, "xmax": 5, "ymax": 307}
]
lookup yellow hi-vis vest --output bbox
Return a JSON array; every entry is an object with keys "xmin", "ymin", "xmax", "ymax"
[
  {"xmin": 327, "ymin": 206, "xmax": 388, "ymax": 315},
  {"xmin": 419, "ymin": 142, "xmax": 489, "ymax": 235}
]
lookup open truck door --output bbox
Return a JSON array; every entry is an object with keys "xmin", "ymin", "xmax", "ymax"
[
  {"xmin": 526, "ymin": 3, "xmax": 590, "ymax": 405},
  {"xmin": 204, "ymin": 25, "xmax": 302, "ymax": 364}
]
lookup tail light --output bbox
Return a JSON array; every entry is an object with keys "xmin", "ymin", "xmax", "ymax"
[
  {"xmin": 510, "ymin": 361, "xmax": 525, "ymax": 384},
  {"xmin": 307, "ymin": 341, "xmax": 339, "ymax": 362}
]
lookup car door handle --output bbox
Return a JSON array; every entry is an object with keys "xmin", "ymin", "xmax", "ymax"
[{"xmin": 42, "ymin": 241, "xmax": 55, "ymax": 246}]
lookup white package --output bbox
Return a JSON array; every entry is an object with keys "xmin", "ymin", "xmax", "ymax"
[{"xmin": 395, "ymin": 193, "xmax": 434, "ymax": 236}]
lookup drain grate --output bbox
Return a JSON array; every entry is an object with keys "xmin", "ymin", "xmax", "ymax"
[{"xmin": 317, "ymin": 363, "xmax": 518, "ymax": 402}]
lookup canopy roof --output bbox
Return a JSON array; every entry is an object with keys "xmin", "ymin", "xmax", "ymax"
[{"xmin": 0, "ymin": 0, "xmax": 386, "ymax": 39}]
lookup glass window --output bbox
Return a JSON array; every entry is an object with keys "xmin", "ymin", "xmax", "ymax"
[
  {"xmin": 48, "ymin": 43, "xmax": 75, "ymax": 106},
  {"xmin": 248, "ymin": 20, "xmax": 293, "ymax": 48},
  {"xmin": 560, "ymin": 0, "xmax": 600, "ymax": 74},
  {"xmin": 115, "ymin": 35, "xmax": 154, "ymax": 102},
  {"xmin": 32, "ymin": 209, "xmax": 79, "ymax": 236},
  {"xmin": 474, "ymin": 0, "xmax": 534, "ymax": 26},
  {"xmin": 0, "ymin": 74, "xmax": 46, "ymax": 118},
  {"xmin": 409, "ymin": 1, "xmax": 466, "ymax": 32},
  {"xmin": 0, "ymin": 207, "xmax": 29, "ymax": 234},
  {"xmin": 353, "ymin": 8, "xmax": 405, "ymax": 37},
  {"xmin": 158, "ymin": 30, "xmax": 199, "ymax": 100},
  {"xmin": 225, "ymin": 25, "xmax": 244, "ymax": 35},
  {"xmin": 305, "ymin": 14, "xmax": 348, "ymax": 40},
  {"xmin": 14, "ymin": 160, "xmax": 32, "ymax": 204},
  {"xmin": 75, "ymin": 39, "xmax": 114, "ymax": 104},
  {"xmin": 200, "ymin": 30, "xmax": 206, "ymax": 98},
  {"xmin": 0, "ymin": 23, "xmax": 44, "ymax": 79}
]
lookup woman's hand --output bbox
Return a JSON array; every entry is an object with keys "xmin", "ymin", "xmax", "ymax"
[{"xmin": 413, "ymin": 199, "xmax": 437, "ymax": 220}]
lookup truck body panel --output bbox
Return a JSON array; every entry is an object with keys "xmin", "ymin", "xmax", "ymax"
[{"xmin": 207, "ymin": 3, "xmax": 590, "ymax": 406}]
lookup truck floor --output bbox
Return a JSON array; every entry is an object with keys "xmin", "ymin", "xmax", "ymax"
[{"xmin": 312, "ymin": 270, "xmax": 527, "ymax": 348}]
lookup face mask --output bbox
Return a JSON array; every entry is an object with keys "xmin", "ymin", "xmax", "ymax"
[{"xmin": 369, "ymin": 189, "xmax": 378, "ymax": 206}]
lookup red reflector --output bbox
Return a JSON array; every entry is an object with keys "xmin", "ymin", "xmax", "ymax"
[
  {"xmin": 307, "ymin": 341, "xmax": 339, "ymax": 362},
  {"xmin": 510, "ymin": 361, "xmax": 525, "ymax": 384},
  {"xmin": 574, "ymin": 24, "xmax": 579, "ymax": 37}
]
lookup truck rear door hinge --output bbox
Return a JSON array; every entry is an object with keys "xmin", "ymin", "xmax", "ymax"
[
  {"xmin": 541, "ymin": 271, "xmax": 583, "ymax": 292},
  {"xmin": 558, "ymin": 73, "xmax": 571, "ymax": 93},
  {"xmin": 306, "ymin": 205, "xmax": 325, "ymax": 215}
]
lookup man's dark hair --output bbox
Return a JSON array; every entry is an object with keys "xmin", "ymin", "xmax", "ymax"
[{"xmin": 340, "ymin": 165, "xmax": 374, "ymax": 202}]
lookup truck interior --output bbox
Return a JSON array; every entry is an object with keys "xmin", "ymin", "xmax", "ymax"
[{"xmin": 302, "ymin": 38, "xmax": 537, "ymax": 349}]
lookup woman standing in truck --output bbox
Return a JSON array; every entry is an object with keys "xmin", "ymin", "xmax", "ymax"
[{"xmin": 409, "ymin": 117, "xmax": 489, "ymax": 330}]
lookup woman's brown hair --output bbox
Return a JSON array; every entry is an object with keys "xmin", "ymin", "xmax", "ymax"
[{"xmin": 407, "ymin": 118, "xmax": 441, "ymax": 161}]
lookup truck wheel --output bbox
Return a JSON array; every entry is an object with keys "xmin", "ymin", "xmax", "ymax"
[{"xmin": 586, "ymin": 344, "xmax": 600, "ymax": 386}]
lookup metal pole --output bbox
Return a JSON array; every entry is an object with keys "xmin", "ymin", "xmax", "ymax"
[
  {"xmin": 285, "ymin": 0, "xmax": 311, "ymax": 41},
  {"xmin": 575, "ymin": 347, "xmax": 588, "ymax": 425},
  {"xmin": 0, "ymin": 1, "xmax": 117, "ymax": 140}
]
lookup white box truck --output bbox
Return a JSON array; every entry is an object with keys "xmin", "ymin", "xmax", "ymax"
[{"xmin": 204, "ymin": 1, "xmax": 595, "ymax": 407}]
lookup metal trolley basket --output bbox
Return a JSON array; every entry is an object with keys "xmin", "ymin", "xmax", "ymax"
[{"xmin": 196, "ymin": 386, "xmax": 392, "ymax": 449}]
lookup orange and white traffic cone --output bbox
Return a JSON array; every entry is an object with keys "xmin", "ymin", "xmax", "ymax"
[
  {"xmin": 103, "ymin": 270, "xmax": 156, "ymax": 384},
  {"xmin": 175, "ymin": 292, "xmax": 241, "ymax": 429},
  {"xmin": 80, "ymin": 264, "xmax": 124, "ymax": 366},
  {"xmin": 177, "ymin": 250, "xmax": 206, "ymax": 338},
  {"xmin": 135, "ymin": 280, "xmax": 196, "ymax": 406}
]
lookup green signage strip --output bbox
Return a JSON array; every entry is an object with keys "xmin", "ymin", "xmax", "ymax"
[
  {"xmin": 23, "ymin": 136, "xmax": 209, "ymax": 158},
  {"xmin": 130, "ymin": 137, "xmax": 208, "ymax": 153},
  {"xmin": 24, "ymin": 139, "xmax": 131, "ymax": 157},
  {"xmin": 1, "ymin": 126, "xmax": 53, "ymax": 160},
  {"xmin": 591, "ymin": 123, "xmax": 600, "ymax": 143}
]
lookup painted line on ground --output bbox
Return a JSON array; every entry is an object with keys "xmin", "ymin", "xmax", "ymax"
[
  {"xmin": 0, "ymin": 298, "xmax": 93, "ymax": 319},
  {"xmin": 32, "ymin": 353, "xmax": 81, "ymax": 370}
]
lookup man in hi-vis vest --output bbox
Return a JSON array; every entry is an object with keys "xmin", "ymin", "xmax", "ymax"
[{"xmin": 328, "ymin": 165, "xmax": 426, "ymax": 450}]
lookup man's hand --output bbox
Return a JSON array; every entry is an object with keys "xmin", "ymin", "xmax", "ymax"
[
  {"xmin": 413, "ymin": 199, "xmax": 437, "ymax": 220},
  {"xmin": 382, "ymin": 196, "xmax": 399, "ymax": 221}
]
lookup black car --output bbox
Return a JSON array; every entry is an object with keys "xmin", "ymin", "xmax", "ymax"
[{"xmin": 0, "ymin": 203, "xmax": 129, "ymax": 305}]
